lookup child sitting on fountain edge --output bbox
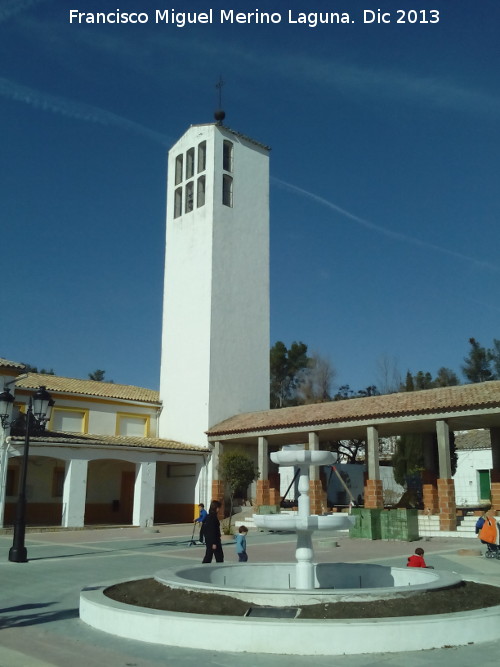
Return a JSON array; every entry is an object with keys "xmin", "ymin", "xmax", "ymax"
[{"xmin": 407, "ymin": 547, "xmax": 433, "ymax": 568}]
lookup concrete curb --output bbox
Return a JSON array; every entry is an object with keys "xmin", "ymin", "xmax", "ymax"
[{"xmin": 79, "ymin": 578, "xmax": 500, "ymax": 656}]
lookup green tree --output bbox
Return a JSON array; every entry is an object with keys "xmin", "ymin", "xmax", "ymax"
[
  {"xmin": 404, "ymin": 371, "xmax": 415, "ymax": 392},
  {"xmin": 270, "ymin": 341, "xmax": 310, "ymax": 408},
  {"xmin": 392, "ymin": 434, "xmax": 426, "ymax": 487},
  {"xmin": 326, "ymin": 438, "xmax": 366, "ymax": 463},
  {"xmin": 392, "ymin": 433, "xmax": 457, "ymax": 490},
  {"xmin": 333, "ymin": 384, "xmax": 379, "ymax": 401},
  {"xmin": 23, "ymin": 362, "xmax": 56, "ymax": 375},
  {"xmin": 491, "ymin": 339, "xmax": 500, "ymax": 379},
  {"xmin": 414, "ymin": 371, "xmax": 434, "ymax": 390},
  {"xmin": 219, "ymin": 452, "xmax": 259, "ymax": 533},
  {"xmin": 22, "ymin": 364, "xmax": 55, "ymax": 375},
  {"xmin": 88, "ymin": 369, "xmax": 107, "ymax": 382},
  {"xmin": 434, "ymin": 367, "xmax": 459, "ymax": 387},
  {"xmin": 462, "ymin": 338, "xmax": 494, "ymax": 383},
  {"xmin": 403, "ymin": 367, "xmax": 459, "ymax": 391}
]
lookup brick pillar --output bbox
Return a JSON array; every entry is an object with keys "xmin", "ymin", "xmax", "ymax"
[
  {"xmin": 490, "ymin": 428, "xmax": 500, "ymax": 511},
  {"xmin": 422, "ymin": 470, "xmax": 439, "ymax": 514},
  {"xmin": 364, "ymin": 479, "xmax": 384, "ymax": 509},
  {"xmin": 490, "ymin": 470, "xmax": 500, "ymax": 511},
  {"xmin": 268, "ymin": 472, "xmax": 281, "ymax": 505},
  {"xmin": 437, "ymin": 478, "xmax": 456, "ymax": 531},
  {"xmin": 309, "ymin": 479, "xmax": 327, "ymax": 515},
  {"xmin": 255, "ymin": 479, "xmax": 270, "ymax": 507},
  {"xmin": 211, "ymin": 480, "xmax": 225, "ymax": 516}
]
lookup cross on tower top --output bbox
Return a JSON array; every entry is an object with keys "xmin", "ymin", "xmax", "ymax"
[{"xmin": 214, "ymin": 76, "xmax": 226, "ymax": 125}]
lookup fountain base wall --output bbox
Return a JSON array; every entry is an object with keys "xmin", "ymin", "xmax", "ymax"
[
  {"xmin": 155, "ymin": 563, "xmax": 461, "ymax": 605},
  {"xmin": 80, "ymin": 578, "xmax": 500, "ymax": 656}
]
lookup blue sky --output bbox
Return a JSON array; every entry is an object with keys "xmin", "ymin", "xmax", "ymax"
[{"xmin": 1, "ymin": 0, "xmax": 499, "ymax": 394}]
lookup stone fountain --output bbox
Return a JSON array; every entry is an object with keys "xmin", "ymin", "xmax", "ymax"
[
  {"xmin": 252, "ymin": 448, "xmax": 354, "ymax": 589},
  {"xmin": 80, "ymin": 446, "xmax": 489, "ymax": 656}
]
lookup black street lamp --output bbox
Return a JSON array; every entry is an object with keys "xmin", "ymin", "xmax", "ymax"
[{"xmin": 0, "ymin": 386, "xmax": 54, "ymax": 563}]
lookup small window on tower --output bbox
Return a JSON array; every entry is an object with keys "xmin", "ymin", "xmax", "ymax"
[
  {"xmin": 223, "ymin": 174, "xmax": 233, "ymax": 207},
  {"xmin": 197, "ymin": 176, "xmax": 206, "ymax": 208},
  {"xmin": 185, "ymin": 181, "xmax": 194, "ymax": 213},
  {"xmin": 174, "ymin": 187, "xmax": 182, "ymax": 218},
  {"xmin": 223, "ymin": 140, "xmax": 233, "ymax": 172},
  {"xmin": 198, "ymin": 141, "xmax": 206, "ymax": 173},
  {"xmin": 175, "ymin": 155, "xmax": 183, "ymax": 185},
  {"xmin": 186, "ymin": 148, "xmax": 195, "ymax": 179}
]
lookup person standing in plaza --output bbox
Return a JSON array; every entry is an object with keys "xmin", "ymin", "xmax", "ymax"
[
  {"xmin": 194, "ymin": 503, "xmax": 207, "ymax": 544},
  {"xmin": 202, "ymin": 500, "xmax": 224, "ymax": 563}
]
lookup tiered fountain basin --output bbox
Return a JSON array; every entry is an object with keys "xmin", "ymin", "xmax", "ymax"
[
  {"xmin": 154, "ymin": 562, "xmax": 462, "ymax": 605},
  {"xmin": 253, "ymin": 512, "xmax": 353, "ymax": 532}
]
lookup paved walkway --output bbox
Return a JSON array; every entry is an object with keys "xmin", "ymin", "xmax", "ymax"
[{"xmin": 1, "ymin": 524, "xmax": 500, "ymax": 667}]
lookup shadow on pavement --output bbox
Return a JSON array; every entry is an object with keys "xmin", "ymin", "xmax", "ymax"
[{"xmin": 0, "ymin": 606, "xmax": 78, "ymax": 629}]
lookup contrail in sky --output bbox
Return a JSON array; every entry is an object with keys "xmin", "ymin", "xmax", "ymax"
[
  {"xmin": 272, "ymin": 177, "xmax": 499, "ymax": 273},
  {"xmin": 0, "ymin": 77, "xmax": 171, "ymax": 146},
  {"xmin": 0, "ymin": 0, "xmax": 52, "ymax": 23}
]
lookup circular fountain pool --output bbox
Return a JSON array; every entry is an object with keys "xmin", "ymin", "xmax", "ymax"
[{"xmin": 155, "ymin": 562, "xmax": 462, "ymax": 605}]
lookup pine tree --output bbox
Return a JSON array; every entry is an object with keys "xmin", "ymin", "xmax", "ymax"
[{"xmin": 462, "ymin": 338, "xmax": 493, "ymax": 383}]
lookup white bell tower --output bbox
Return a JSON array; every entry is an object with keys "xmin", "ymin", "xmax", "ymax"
[{"xmin": 159, "ymin": 118, "xmax": 270, "ymax": 445}]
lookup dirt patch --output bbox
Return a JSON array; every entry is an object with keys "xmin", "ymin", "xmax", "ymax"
[{"xmin": 104, "ymin": 578, "xmax": 500, "ymax": 619}]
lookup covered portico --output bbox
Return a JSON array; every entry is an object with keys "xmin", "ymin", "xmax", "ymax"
[
  {"xmin": 1, "ymin": 432, "xmax": 208, "ymax": 528},
  {"xmin": 207, "ymin": 381, "xmax": 500, "ymax": 531}
]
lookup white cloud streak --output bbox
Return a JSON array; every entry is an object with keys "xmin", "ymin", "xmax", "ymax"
[
  {"xmin": 272, "ymin": 177, "xmax": 499, "ymax": 272},
  {"xmin": 0, "ymin": 77, "xmax": 171, "ymax": 145},
  {"xmin": 0, "ymin": 0, "xmax": 52, "ymax": 24}
]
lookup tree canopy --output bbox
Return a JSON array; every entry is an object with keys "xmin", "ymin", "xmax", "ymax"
[
  {"xmin": 270, "ymin": 341, "xmax": 310, "ymax": 408},
  {"xmin": 219, "ymin": 451, "xmax": 259, "ymax": 532},
  {"xmin": 462, "ymin": 338, "xmax": 496, "ymax": 383},
  {"xmin": 22, "ymin": 364, "xmax": 55, "ymax": 375},
  {"xmin": 392, "ymin": 433, "xmax": 457, "ymax": 489},
  {"xmin": 88, "ymin": 369, "xmax": 108, "ymax": 382}
]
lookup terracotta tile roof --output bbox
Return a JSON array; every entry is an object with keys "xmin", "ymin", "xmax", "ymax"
[
  {"xmin": 208, "ymin": 381, "xmax": 500, "ymax": 436},
  {"xmin": 0, "ymin": 357, "xmax": 26, "ymax": 370},
  {"xmin": 455, "ymin": 429, "xmax": 491, "ymax": 450},
  {"xmin": 11, "ymin": 431, "xmax": 206, "ymax": 452},
  {"xmin": 15, "ymin": 373, "xmax": 160, "ymax": 404}
]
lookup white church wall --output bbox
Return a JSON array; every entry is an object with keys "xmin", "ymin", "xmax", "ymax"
[
  {"xmin": 208, "ymin": 129, "xmax": 270, "ymax": 428},
  {"xmin": 159, "ymin": 124, "xmax": 269, "ymax": 447},
  {"xmin": 453, "ymin": 448, "xmax": 492, "ymax": 506},
  {"xmin": 160, "ymin": 126, "xmax": 216, "ymax": 445}
]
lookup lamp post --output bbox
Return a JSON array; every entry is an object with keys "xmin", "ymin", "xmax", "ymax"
[{"xmin": 0, "ymin": 386, "xmax": 54, "ymax": 563}]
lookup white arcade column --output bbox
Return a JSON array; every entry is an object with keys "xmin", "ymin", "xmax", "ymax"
[
  {"xmin": 133, "ymin": 461, "xmax": 156, "ymax": 528},
  {"xmin": 62, "ymin": 458, "xmax": 88, "ymax": 528}
]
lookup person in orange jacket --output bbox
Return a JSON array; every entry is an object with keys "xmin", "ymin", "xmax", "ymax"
[{"xmin": 478, "ymin": 509, "xmax": 499, "ymax": 557}]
